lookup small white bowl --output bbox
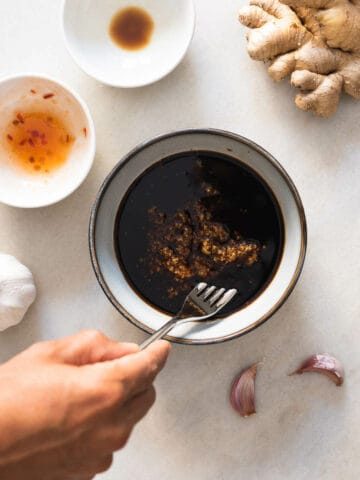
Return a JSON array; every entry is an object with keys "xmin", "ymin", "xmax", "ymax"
[
  {"xmin": 89, "ymin": 129, "xmax": 307, "ymax": 345},
  {"xmin": 0, "ymin": 74, "xmax": 95, "ymax": 209},
  {"xmin": 62, "ymin": 0, "xmax": 196, "ymax": 88}
]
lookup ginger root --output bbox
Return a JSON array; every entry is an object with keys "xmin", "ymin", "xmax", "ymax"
[{"xmin": 239, "ymin": 0, "xmax": 360, "ymax": 116}]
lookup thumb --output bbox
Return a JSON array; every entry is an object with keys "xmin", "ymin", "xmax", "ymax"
[{"xmin": 52, "ymin": 330, "xmax": 140, "ymax": 365}]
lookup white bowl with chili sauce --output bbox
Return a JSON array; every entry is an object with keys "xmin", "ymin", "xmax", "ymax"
[{"xmin": 0, "ymin": 74, "xmax": 95, "ymax": 208}]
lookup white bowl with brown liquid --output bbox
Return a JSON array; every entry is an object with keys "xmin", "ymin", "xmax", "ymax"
[
  {"xmin": 0, "ymin": 75, "xmax": 95, "ymax": 208},
  {"xmin": 89, "ymin": 129, "xmax": 307, "ymax": 345},
  {"xmin": 62, "ymin": 0, "xmax": 195, "ymax": 87}
]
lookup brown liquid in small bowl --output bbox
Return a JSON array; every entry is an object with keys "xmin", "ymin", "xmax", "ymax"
[{"xmin": 109, "ymin": 7, "xmax": 154, "ymax": 51}]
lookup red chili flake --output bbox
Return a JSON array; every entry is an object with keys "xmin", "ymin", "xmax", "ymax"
[
  {"xmin": 7, "ymin": 134, "xmax": 13, "ymax": 141},
  {"xmin": 30, "ymin": 89, "xmax": 36, "ymax": 94},
  {"xmin": 28, "ymin": 138, "xmax": 35, "ymax": 147},
  {"xmin": 43, "ymin": 93, "xmax": 55, "ymax": 99},
  {"xmin": 29, "ymin": 157, "xmax": 35, "ymax": 163},
  {"xmin": 16, "ymin": 113, "xmax": 25, "ymax": 124},
  {"xmin": 30, "ymin": 130, "xmax": 39, "ymax": 138},
  {"xmin": 19, "ymin": 139, "xmax": 27, "ymax": 146},
  {"xmin": 66, "ymin": 134, "xmax": 70, "ymax": 143},
  {"xmin": 83, "ymin": 127, "xmax": 87, "ymax": 137},
  {"xmin": 12, "ymin": 119, "xmax": 19, "ymax": 126}
]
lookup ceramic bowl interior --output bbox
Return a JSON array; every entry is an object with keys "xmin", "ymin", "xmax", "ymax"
[
  {"xmin": 0, "ymin": 75, "xmax": 95, "ymax": 208},
  {"xmin": 90, "ymin": 129, "xmax": 306, "ymax": 344},
  {"xmin": 62, "ymin": 0, "xmax": 195, "ymax": 87}
]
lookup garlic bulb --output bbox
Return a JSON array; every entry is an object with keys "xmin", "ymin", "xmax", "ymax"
[{"xmin": 0, "ymin": 254, "xmax": 36, "ymax": 332}]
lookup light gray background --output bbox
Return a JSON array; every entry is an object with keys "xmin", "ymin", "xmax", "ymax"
[{"xmin": 0, "ymin": 1, "xmax": 359, "ymax": 479}]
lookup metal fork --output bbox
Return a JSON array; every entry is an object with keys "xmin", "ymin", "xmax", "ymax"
[{"xmin": 140, "ymin": 283, "xmax": 237, "ymax": 349}]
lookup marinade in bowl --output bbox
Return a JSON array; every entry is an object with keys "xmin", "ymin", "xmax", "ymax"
[{"xmin": 114, "ymin": 151, "xmax": 284, "ymax": 316}]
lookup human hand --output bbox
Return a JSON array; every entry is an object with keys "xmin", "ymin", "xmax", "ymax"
[{"xmin": 0, "ymin": 330, "xmax": 170, "ymax": 480}]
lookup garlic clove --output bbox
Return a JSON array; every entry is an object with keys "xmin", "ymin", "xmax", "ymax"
[
  {"xmin": 230, "ymin": 364, "xmax": 258, "ymax": 417},
  {"xmin": 290, "ymin": 353, "xmax": 344, "ymax": 386}
]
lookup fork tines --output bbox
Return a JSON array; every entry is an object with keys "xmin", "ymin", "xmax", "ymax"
[{"xmin": 194, "ymin": 282, "xmax": 237, "ymax": 309}]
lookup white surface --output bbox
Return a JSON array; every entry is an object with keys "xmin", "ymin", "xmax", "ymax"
[
  {"xmin": 62, "ymin": 0, "xmax": 195, "ymax": 87},
  {"xmin": 92, "ymin": 129, "xmax": 305, "ymax": 343},
  {"xmin": 0, "ymin": 1, "xmax": 359, "ymax": 479},
  {"xmin": 0, "ymin": 75, "xmax": 95, "ymax": 207}
]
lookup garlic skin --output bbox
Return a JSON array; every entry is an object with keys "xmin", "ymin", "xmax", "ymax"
[
  {"xmin": 0, "ymin": 254, "xmax": 36, "ymax": 332},
  {"xmin": 230, "ymin": 364, "xmax": 258, "ymax": 417},
  {"xmin": 291, "ymin": 354, "xmax": 344, "ymax": 386}
]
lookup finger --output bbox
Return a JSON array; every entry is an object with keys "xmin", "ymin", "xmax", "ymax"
[
  {"xmin": 92, "ymin": 454, "xmax": 113, "ymax": 474},
  {"xmin": 65, "ymin": 454, "xmax": 112, "ymax": 477},
  {"xmin": 53, "ymin": 330, "xmax": 140, "ymax": 365},
  {"xmin": 67, "ymin": 475, "xmax": 94, "ymax": 480},
  {"xmin": 106, "ymin": 340, "xmax": 170, "ymax": 401},
  {"xmin": 0, "ymin": 447, "xmax": 97, "ymax": 480},
  {"xmin": 239, "ymin": 6, "xmax": 273, "ymax": 28},
  {"xmin": 61, "ymin": 442, "xmax": 113, "ymax": 475},
  {"xmin": 68, "ymin": 455, "xmax": 113, "ymax": 476},
  {"xmin": 120, "ymin": 386, "xmax": 156, "ymax": 428},
  {"xmin": 91, "ymin": 388, "xmax": 157, "ymax": 455}
]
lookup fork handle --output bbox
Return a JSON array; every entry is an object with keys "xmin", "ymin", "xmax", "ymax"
[{"xmin": 140, "ymin": 317, "xmax": 179, "ymax": 350}]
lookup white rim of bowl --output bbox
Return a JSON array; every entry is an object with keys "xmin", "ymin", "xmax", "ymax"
[
  {"xmin": 61, "ymin": 0, "xmax": 196, "ymax": 88},
  {"xmin": 89, "ymin": 128, "xmax": 307, "ymax": 345},
  {"xmin": 0, "ymin": 73, "xmax": 96, "ymax": 209}
]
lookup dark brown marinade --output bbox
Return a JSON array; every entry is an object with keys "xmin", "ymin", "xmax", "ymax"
[{"xmin": 115, "ymin": 152, "xmax": 284, "ymax": 316}]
